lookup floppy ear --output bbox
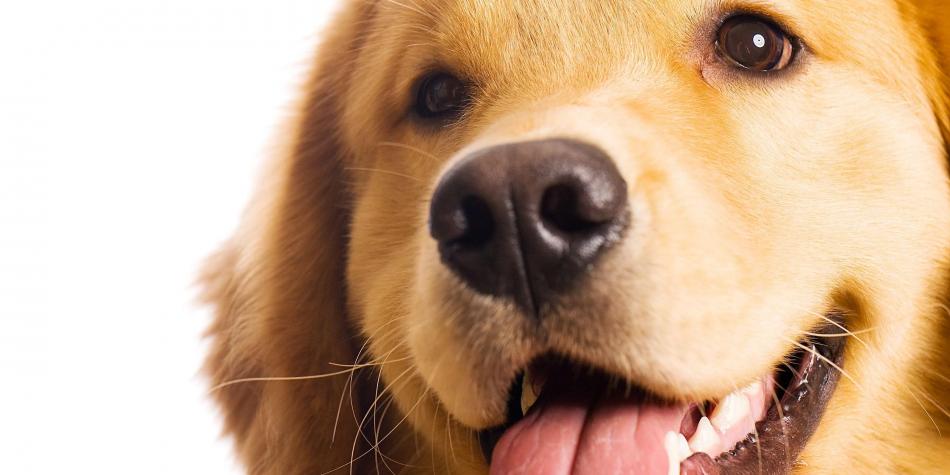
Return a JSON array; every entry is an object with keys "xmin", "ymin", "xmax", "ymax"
[
  {"xmin": 915, "ymin": 1, "xmax": 950, "ymax": 138},
  {"xmin": 201, "ymin": 3, "xmax": 376, "ymax": 474},
  {"xmin": 913, "ymin": 0, "xmax": 950, "ymax": 448}
]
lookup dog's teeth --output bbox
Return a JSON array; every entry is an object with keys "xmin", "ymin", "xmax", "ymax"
[
  {"xmin": 741, "ymin": 381, "xmax": 762, "ymax": 398},
  {"xmin": 676, "ymin": 433, "xmax": 691, "ymax": 458},
  {"xmin": 710, "ymin": 391, "xmax": 751, "ymax": 433},
  {"xmin": 664, "ymin": 431, "xmax": 692, "ymax": 475},
  {"xmin": 520, "ymin": 370, "xmax": 539, "ymax": 415},
  {"xmin": 688, "ymin": 417, "xmax": 721, "ymax": 455},
  {"xmin": 741, "ymin": 380, "xmax": 768, "ymax": 421},
  {"xmin": 664, "ymin": 432, "xmax": 679, "ymax": 475}
]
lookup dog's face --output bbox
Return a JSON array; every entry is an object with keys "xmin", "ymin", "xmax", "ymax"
[{"xmin": 206, "ymin": 1, "xmax": 950, "ymax": 473}]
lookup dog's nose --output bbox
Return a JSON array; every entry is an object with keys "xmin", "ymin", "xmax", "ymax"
[{"xmin": 429, "ymin": 138, "xmax": 629, "ymax": 315}]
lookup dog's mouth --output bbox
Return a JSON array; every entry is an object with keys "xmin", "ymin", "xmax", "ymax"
[{"xmin": 477, "ymin": 317, "xmax": 847, "ymax": 474}]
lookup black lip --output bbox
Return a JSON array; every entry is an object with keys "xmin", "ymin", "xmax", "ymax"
[
  {"xmin": 478, "ymin": 372, "xmax": 524, "ymax": 463},
  {"xmin": 478, "ymin": 317, "xmax": 847, "ymax": 473},
  {"xmin": 683, "ymin": 319, "xmax": 847, "ymax": 474}
]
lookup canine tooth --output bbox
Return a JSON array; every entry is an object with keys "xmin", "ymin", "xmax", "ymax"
[
  {"xmin": 741, "ymin": 381, "xmax": 762, "ymax": 398},
  {"xmin": 664, "ymin": 432, "xmax": 678, "ymax": 475},
  {"xmin": 688, "ymin": 417, "xmax": 721, "ymax": 455},
  {"xmin": 521, "ymin": 371, "xmax": 539, "ymax": 414},
  {"xmin": 710, "ymin": 392, "xmax": 751, "ymax": 433},
  {"xmin": 664, "ymin": 432, "xmax": 691, "ymax": 475}
]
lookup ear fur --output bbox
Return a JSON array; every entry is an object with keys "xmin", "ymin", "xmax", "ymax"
[
  {"xmin": 913, "ymin": 1, "xmax": 950, "ymax": 138},
  {"xmin": 910, "ymin": 0, "xmax": 950, "ymax": 460},
  {"xmin": 201, "ymin": 2, "xmax": 377, "ymax": 473}
]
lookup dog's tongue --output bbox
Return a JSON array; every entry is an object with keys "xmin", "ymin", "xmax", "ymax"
[{"xmin": 490, "ymin": 377, "xmax": 689, "ymax": 475}]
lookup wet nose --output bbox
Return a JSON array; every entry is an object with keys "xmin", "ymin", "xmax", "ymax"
[{"xmin": 429, "ymin": 138, "xmax": 629, "ymax": 315}]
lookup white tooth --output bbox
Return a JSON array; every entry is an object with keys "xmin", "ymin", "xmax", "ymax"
[
  {"xmin": 676, "ymin": 433, "xmax": 692, "ymax": 460},
  {"xmin": 710, "ymin": 391, "xmax": 751, "ymax": 433},
  {"xmin": 521, "ymin": 370, "xmax": 539, "ymax": 415},
  {"xmin": 664, "ymin": 432, "xmax": 687, "ymax": 475},
  {"xmin": 688, "ymin": 417, "xmax": 721, "ymax": 455},
  {"xmin": 741, "ymin": 381, "xmax": 762, "ymax": 398}
]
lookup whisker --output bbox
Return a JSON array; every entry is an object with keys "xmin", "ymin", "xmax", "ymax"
[
  {"xmin": 799, "ymin": 328, "xmax": 875, "ymax": 339},
  {"xmin": 335, "ymin": 320, "xmax": 408, "ymax": 443},
  {"xmin": 329, "ymin": 355, "xmax": 413, "ymax": 370},
  {"xmin": 907, "ymin": 389, "xmax": 942, "ymax": 436},
  {"xmin": 753, "ymin": 411, "xmax": 763, "ymax": 475},
  {"xmin": 382, "ymin": 427, "xmax": 427, "ymax": 471},
  {"xmin": 782, "ymin": 337, "xmax": 861, "ymax": 390},
  {"xmin": 804, "ymin": 310, "xmax": 871, "ymax": 350},
  {"xmin": 374, "ymin": 418, "xmax": 402, "ymax": 475},
  {"xmin": 371, "ymin": 360, "xmax": 385, "ymax": 474},
  {"xmin": 769, "ymin": 375, "xmax": 792, "ymax": 468},
  {"xmin": 369, "ymin": 356, "xmax": 418, "ymax": 473},
  {"xmin": 368, "ymin": 362, "xmax": 418, "ymax": 451},
  {"xmin": 211, "ymin": 341, "xmax": 406, "ymax": 397},
  {"xmin": 912, "ymin": 358, "xmax": 950, "ymax": 386},
  {"xmin": 373, "ymin": 397, "xmax": 410, "ymax": 474},
  {"xmin": 446, "ymin": 401, "xmax": 458, "ymax": 466},
  {"xmin": 338, "ymin": 338, "xmax": 376, "ymax": 446},
  {"xmin": 344, "ymin": 336, "xmax": 409, "ymax": 462},
  {"xmin": 376, "ymin": 141, "xmax": 441, "ymax": 163},
  {"xmin": 328, "ymin": 388, "xmax": 432, "ymax": 475},
  {"xmin": 917, "ymin": 390, "xmax": 950, "ymax": 421},
  {"xmin": 209, "ymin": 368, "xmax": 359, "ymax": 393},
  {"xmin": 779, "ymin": 362, "xmax": 803, "ymax": 392},
  {"xmin": 332, "ymin": 375, "xmax": 353, "ymax": 445},
  {"xmin": 345, "ymin": 167, "xmax": 422, "ymax": 182},
  {"xmin": 352, "ymin": 362, "xmax": 416, "ymax": 473}
]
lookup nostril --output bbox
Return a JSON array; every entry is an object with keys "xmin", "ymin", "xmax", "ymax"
[
  {"xmin": 455, "ymin": 196, "xmax": 495, "ymax": 247},
  {"xmin": 541, "ymin": 183, "xmax": 604, "ymax": 234}
]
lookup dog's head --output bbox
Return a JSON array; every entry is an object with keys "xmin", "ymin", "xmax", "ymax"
[{"xmin": 205, "ymin": 1, "xmax": 950, "ymax": 473}]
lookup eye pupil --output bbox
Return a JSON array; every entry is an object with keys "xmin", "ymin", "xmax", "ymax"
[
  {"xmin": 416, "ymin": 73, "xmax": 469, "ymax": 119},
  {"xmin": 718, "ymin": 16, "xmax": 794, "ymax": 72}
]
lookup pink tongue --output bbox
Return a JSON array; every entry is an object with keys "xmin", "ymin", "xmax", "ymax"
[{"xmin": 490, "ymin": 380, "xmax": 689, "ymax": 475}]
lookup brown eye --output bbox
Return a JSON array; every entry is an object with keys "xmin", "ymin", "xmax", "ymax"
[
  {"xmin": 415, "ymin": 73, "xmax": 470, "ymax": 120},
  {"xmin": 717, "ymin": 16, "xmax": 795, "ymax": 72}
]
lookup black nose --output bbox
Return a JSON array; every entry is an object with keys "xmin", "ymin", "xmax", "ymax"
[{"xmin": 429, "ymin": 138, "xmax": 629, "ymax": 315}]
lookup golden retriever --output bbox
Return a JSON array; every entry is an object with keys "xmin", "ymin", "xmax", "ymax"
[{"xmin": 202, "ymin": 0, "xmax": 950, "ymax": 473}]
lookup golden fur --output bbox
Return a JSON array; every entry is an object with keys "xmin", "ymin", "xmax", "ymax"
[{"xmin": 203, "ymin": 1, "xmax": 950, "ymax": 473}]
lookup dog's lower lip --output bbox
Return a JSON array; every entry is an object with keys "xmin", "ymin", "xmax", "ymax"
[
  {"xmin": 477, "ymin": 317, "xmax": 847, "ymax": 474},
  {"xmin": 478, "ymin": 372, "xmax": 525, "ymax": 463}
]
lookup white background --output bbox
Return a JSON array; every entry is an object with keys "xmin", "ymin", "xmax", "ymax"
[{"xmin": 0, "ymin": 1, "xmax": 341, "ymax": 473}]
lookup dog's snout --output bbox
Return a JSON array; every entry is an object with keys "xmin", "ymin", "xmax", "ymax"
[{"xmin": 429, "ymin": 138, "xmax": 629, "ymax": 315}]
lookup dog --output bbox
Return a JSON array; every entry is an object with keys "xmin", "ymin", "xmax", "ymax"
[{"xmin": 202, "ymin": 0, "xmax": 950, "ymax": 473}]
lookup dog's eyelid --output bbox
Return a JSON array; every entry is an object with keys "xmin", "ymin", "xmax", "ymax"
[
  {"xmin": 715, "ymin": 5, "xmax": 809, "ymax": 47},
  {"xmin": 410, "ymin": 70, "xmax": 475, "ymax": 128},
  {"xmin": 716, "ymin": 4, "xmax": 805, "ymax": 35}
]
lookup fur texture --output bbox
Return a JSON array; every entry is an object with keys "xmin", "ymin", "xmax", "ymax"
[{"xmin": 203, "ymin": 1, "xmax": 950, "ymax": 473}]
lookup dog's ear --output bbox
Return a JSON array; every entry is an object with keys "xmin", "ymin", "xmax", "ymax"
[
  {"xmin": 914, "ymin": 1, "xmax": 950, "ymax": 139},
  {"xmin": 202, "ymin": 3, "xmax": 376, "ymax": 474},
  {"xmin": 913, "ymin": 0, "xmax": 950, "ymax": 449}
]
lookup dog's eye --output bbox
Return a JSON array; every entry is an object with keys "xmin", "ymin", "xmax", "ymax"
[
  {"xmin": 414, "ymin": 73, "xmax": 470, "ymax": 120},
  {"xmin": 717, "ymin": 16, "xmax": 795, "ymax": 72}
]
